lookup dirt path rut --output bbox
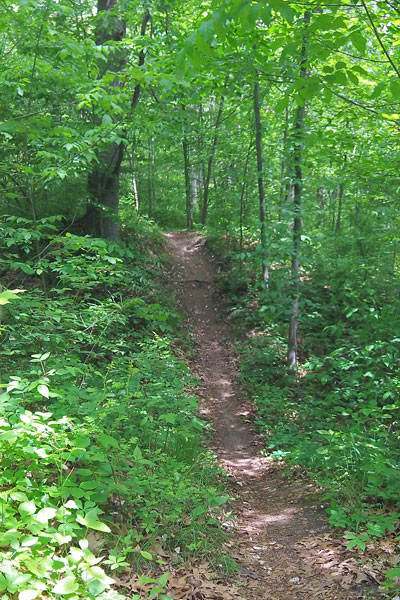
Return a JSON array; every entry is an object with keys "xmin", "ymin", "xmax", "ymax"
[{"xmin": 165, "ymin": 231, "xmax": 375, "ymax": 600}]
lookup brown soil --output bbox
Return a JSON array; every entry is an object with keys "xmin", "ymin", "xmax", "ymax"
[{"xmin": 164, "ymin": 231, "xmax": 383, "ymax": 600}]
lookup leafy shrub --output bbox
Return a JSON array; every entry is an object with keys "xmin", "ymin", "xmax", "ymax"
[
  {"xmin": 0, "ymin": 221, "xmax": 226, "ymax": 600},
  {"xmin": 210, "ymin": 231, "xmax": 400, "ymax": 552}
]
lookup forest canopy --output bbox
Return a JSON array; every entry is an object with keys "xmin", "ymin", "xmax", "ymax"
[{"xmin": 1, "ymin": 0, "xmax": 400, "ymax": 598}]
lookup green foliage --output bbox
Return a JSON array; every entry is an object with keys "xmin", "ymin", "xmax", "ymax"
[
  {"xmin": 210, "ymin": 232, "xmax": 400, "ymax": 574},
  {"xmin": 0, "ymin": 218, "xmax": 226, "ymax": 600}
]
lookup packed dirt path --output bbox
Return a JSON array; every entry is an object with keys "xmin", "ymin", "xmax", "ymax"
[{"xmin": 165, "ymin": 231, "xmax": 378, "ymax": 600}]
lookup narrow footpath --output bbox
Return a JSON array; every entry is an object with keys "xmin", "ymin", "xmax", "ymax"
[{"xmin": 165, "ymin": 231, "xmax": 378, "ymax": 600}]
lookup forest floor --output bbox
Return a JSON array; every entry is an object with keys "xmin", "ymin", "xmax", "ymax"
[{"xmin": 164, "ymin": 231, "xmax": 382, "ymax": 600}]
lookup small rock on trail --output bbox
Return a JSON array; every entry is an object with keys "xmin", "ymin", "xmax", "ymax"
[{"xmin": 165, "ymin": 231, "xmax": 379, "ymax": 600}]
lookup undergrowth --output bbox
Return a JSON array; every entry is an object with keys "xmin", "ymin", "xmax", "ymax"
[
  {"xmin": 206, "ymin": 231, "xmax": 400, "ymax": 593},
  {"xmin": 0, "ymin": 215, "xmax": 227, "ymax": 600}
]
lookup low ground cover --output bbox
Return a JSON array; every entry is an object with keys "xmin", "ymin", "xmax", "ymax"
[
  {"xmin": 206, "ymin": 231, "xmax": 400, "ymax": 593},
  {"xmin": 0, "ymin": 216, "xmax": 227, "ymax": 600}
]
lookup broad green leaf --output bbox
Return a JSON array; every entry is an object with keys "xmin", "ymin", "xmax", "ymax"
[
  {"xmin": 390, "ymin": 79, "xmax": 400, "ymax": 99},
  {"xmin": 350, "ymin": 31, "xmax": 367, "ymax": 53},
  {"xmin": 210, "ymin": 495, "xmax": 229, "ymax": 507},
  {"xmin": 0, "ymin": 430, "xmax": 18, "ymax": 444},
  {"xmin": 0, "ymin": 289, "xmax": 24, "ymax": 305},
  {"xmin": 52, "ymin": 576, "xmax": 79, "ymax": 595},
  {"xmin": 190, "ymin": 505, "xmax": 206, "ymax": 519},
  {"xmin": 54, "ymin": 533, "xmax": 72, "ymax": 545},
  {"xmin": 133, "ymin": 445, "xmax": 143, "ymax": 460},
  {"xmin": 64, "ymin": 500, "xmax": 79, "ymax": 509},
  {"xmin": 21, "ymin": 536, "xmax": 39, "ymax": 547},
  {"xmin": 98, "ymin": 433, "xmax": 119, "ymax": 449},
  {"xmin": 158, "ymin": 572, "xmax": 169, "ymax": 586},
  {"xmin": 160, "ymin": 413, "xmax": 176, "ymax": 425},
  {"xmin": 76, "ymin": 509, "xmax": 111, "ymax": 533},
  {"xmin": 19, "ymin": 501, "xmax": 36, "ymax": 516},
  {"xmin": 19, "ymin": 590, "xmax": 39, "ymax": 600},
  {"xmin": 37, "ymin": 384, "xmax": 49, "ymax": 398},
  {"xmin": 275, "ymin": 96, "xmax": 290, "ymax": 113},
  {"xmin": 35, "ymin": 507, "xmax": 57, "ymax": 523},
  {"xmin": 85, "ymin": 566, "xmax": 114, "ymax": 585}
]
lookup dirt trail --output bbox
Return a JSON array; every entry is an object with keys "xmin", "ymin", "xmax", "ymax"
[{"xmin": 165, "ymin": 231, "xmax": 375, "ymax": 600}]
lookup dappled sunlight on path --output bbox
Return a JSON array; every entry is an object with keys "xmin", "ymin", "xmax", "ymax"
[{"xmin": 165, "ymin": 231, "xmax": 379, "ymax": 600}]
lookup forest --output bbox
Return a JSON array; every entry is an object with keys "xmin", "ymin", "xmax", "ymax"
[{"xmin": 1, "ymin": 0, "xmax": 400, "ymax": 598}]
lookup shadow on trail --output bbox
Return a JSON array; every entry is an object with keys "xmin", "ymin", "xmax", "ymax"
[{"xmin": 165, "ymin": 231, "xmax": 379, "ymax": 600}]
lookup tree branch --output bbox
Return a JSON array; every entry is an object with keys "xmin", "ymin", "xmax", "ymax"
[
  {"xmin": 131, "ymin": 10, "xmax": 151, "ymax": 111},
  {"xmin": 360, "ymin": 0, "xmax": 400, "ymax": 78}
]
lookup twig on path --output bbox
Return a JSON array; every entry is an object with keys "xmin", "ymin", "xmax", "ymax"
[{"xmin": 176, "ymin": 279, "xmax": 213, "ymax": 284}]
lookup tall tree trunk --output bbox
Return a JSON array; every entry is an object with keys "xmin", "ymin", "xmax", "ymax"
[
  {"xmin": 287, "ymin": 11, "xmax": 310, "ymax": 368},
  {"xmin": 279, "ymin": 106, "xmax": 290, "ymax": 220},
  {"xmin": 86, "ymin": 4, "xmax": 149, "ymax": 239},
  {"xmin": 253, "ymin": 74, "xmax": 269, "ymax": 284},
  {"xmin": 336, "ymin": 182, "xmax": 344, "ymax": 233},
  {"xmin": 201, "ymin": 96, "xmax": 224, "ymax": 225},
  {"xmin": 335, "ymin": 152, "xmax": 346, "ymax": 233},
  {"xmin": 86, "ymin": 0, "xmax": 126, "ymax": 240},
  {"xmin": 316, "ymin": 187, "xmax": 325, "ymax": 227},
  {"xmin": 182, "ymin": 136, "xmax": 193, "ymax": 230},
  {"xmin": 147, "ymin": 137, "xmax": 155, "ymax": 219},
  {"xmin": 239, "ymin": 140, "xmax": 252, "ymax": 260},
  {"xmin": 190, "ymin": 163, "xmax": 198, "ymax": 212}
]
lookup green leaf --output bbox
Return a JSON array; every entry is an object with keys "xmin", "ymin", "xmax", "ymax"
[
  {"xmin": 19, "ymin": 501, "xmax": 36, "ymax": 516},
  {"xmin": 52, "ymin": 576, "xmax": 79, "ymax": 595},
  {"xmin": 80, "ymin": 480, "xmax": 100, "ymax": 490},
  {"xmin": 386, "ymin": 567, "xmax": 400, "ymax": 578},
  {"xmin": 210, "ymin": 495, "xmax": 229, "ymax": 507},
  {"xmin": 85, "ymin": 566, "xmax": 114, "ymax": 585},
  {"xmin": 350, "ymin": 31, "xmax": 367, "ymax": 53},
  {"xmin": 0, "ymin": 430, "xmax": 18, "ymax": 444},
  {"xmin": 275, "ymin": 96, "xmax": 290, "ymax": 113},
  {"xmin": 21, "ymin": 536, "xmax": 39, "ymax": 547},
  {"xmin": 158, "ymin": 573, "xmax": 169, "ymax": 586},
  {"xmin": 0, "ymin": 289, "xmax": 24, "ymax": 305},
  {"xmin": 98, "ymin": 433, "xmax": 119, "ymax": 449},
  {"xmin": 370, "ymin": 81, "xmax": 386, "ymax": 99},
  {"xmin": 76, "ymin": 509, "xmax": 111, "ymax": 533},
  {"xmin": 140, "ymin": 550, "xmax": 153, "ymax": 560},
  {"xmin": 0, "ymin": 573, "xmax": 8, "ymax": 591},
  {"xmin": 35, "ymin": 507, "xmax": 57, "ymax": 523},
  {"xmin": 276, "ymin": 3, "xmax": 295, "ymax": 23},
  {"xmin": 19, "ymin": 590, "xmax": 39, "ymax": 600},
  {"xmin": 37, "ymin": 384, "xmax": 49, "ymax": 398},
  {"xmin": 159, "ymin": 413, "xmax": 176, "ymax": 425},
  {"xmin": 390, "ymin": 79, "xmax": 400, "ymax": 99},
  {"xmin": 19, "ymin": 263, "xmax": 35, "ymax": 275},
  {"xmin": 190, "ymin": 505, "xmax": 206, "ymax": 519},
  {"xmin": 133, "ymin": 445, "xmax": 143, "ymax": 460}
]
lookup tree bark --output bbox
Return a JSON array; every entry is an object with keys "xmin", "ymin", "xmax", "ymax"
[
  {"xmin": 86, "ymin": 0, "xmax": 126, "ymax": 240},
  {"xmin": 316, "ymin": 187, "xmax": 325, "ymax": 227},
  {"xmin": 183, "ymin": 135, "xmax": 193, "ymax": 230},
  {"xmin": 336, "ymin": 182, "xmax": 344, "ymax": 233},
  {"xmin": 191, "ymin": 163, "xmax": 198, "ymax": 211},
  {"xmin": 279, "ymin": 106, "xmax": 290, "ymax": 220},
  {"xmin": 201, "ymin": 96, "xmax": 224, "ymax": 225},
  {"xmin": 287, "ymin": 11, "xmax": 310, "ymax": 368},
  {"xmin": 86, "ymin": 4, "xmax": 150, "ymax": 239},
  {"xmin": 147, "ymin": 137, "xmax": 155, "ymax": 219},
  {"xmin": 253, "ymin": 75, "xmax": 269, "ymax": 285},
  {"xmin": 239, "ymin": 140, "xmax": 252, "ymax": 259}
]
